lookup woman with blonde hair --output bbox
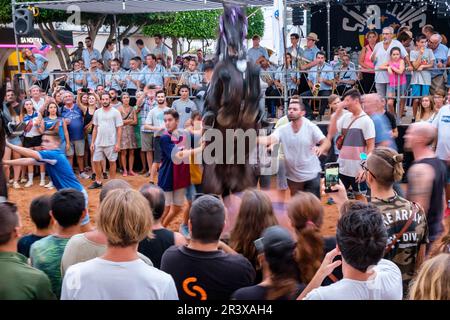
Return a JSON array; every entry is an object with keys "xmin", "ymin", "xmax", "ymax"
[
  {"xmin": 229, "ymin": 189, "xmax": 279, "ymax": 283},
  {"xmin": 61, "ymin": 189, "xmax": 178, "ymax": 300},
  {"xmin": 408, "ymin": 253, "xmax": 449, "ymax": 300}
]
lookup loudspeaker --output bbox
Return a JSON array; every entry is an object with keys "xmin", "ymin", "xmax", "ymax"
[
  {"xmin": 14, "ymin": 8, "xmax": 34, "ymax": 35},
  {"xmin": 292, "ymin": 7, "xmax": 304, "ymax": 26}
]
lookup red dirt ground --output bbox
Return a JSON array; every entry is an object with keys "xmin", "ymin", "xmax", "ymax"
[{"xmin": 10, "ymin": 175, "xmax": 339, "ymax": 237}]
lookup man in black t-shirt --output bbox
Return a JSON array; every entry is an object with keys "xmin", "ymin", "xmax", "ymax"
[
  {"xmin": 160, "ymin": 195, "xmax": 255, "ymax": 300},
  {"xmin": 405, "ymin": 122, "xmax": 447, "ymax": 249}
]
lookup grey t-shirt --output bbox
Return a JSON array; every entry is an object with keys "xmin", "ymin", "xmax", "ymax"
[
  {"xmin": 93, "ymin": 107, "xmax": 123, "ymax": 146},
  {"xmin": 145, "ymin": 106, "xmax": 170, "ymax": 136},
  {"xmin": 410, "ymin": 48, "xmax": 435, "ymax": 85},
  {"xmin": 172, "ymin": 99, "xmax": 197, "ymax": 129}
]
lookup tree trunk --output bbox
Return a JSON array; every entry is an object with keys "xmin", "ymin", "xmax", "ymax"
[
  {"xmin": 171, "ymin": 37, "xmax": 178, "ymax": 58},
  {"xmin": 37, "ymin": 22, "xmax": 67, "ymax": 70},
  {"xmin": 102, "ymin": 18, "xmax": 117, "ymax": 55},
  {"xmin": 87, "ymin": 15, "xmax": 106, "ymax": 43}
]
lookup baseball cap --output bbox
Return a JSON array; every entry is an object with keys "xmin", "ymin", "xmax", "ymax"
[{"xmin": 254, "ymin": 226, "xmax": 296, "ymax": 256}]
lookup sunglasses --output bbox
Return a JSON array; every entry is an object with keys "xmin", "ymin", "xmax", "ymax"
[{"xmin": 360, "ymin": 161, "xmax": 377, "ymax": 180}]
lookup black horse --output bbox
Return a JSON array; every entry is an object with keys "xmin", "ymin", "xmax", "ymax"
[{"xmin": 202, "ymin": 5, "xmax": 266, "ymax": 195}]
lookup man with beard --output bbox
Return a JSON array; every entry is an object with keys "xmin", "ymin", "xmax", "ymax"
[
  {"xmin": 259, "ymin": 96, "xmax": 330, "ymax": 197},
  {"xmin": 89, "ymin": 93, "xmax": 123, "ymax": 189}
]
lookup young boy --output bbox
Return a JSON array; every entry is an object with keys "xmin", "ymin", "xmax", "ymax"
[
  {"xmin": 4, "ymin": 131, "xmax": 92, "ymax": 231},
  {"xmin": 410, "ymin": 34, "xmax": 435, "ymax": 121},
  {"xmin": 30, "ymin": 189, "xmax": 86, "ymax": 298},
  {"xmin": 17, "ymin": 195, "xmax": 52, "ymax": 258}
]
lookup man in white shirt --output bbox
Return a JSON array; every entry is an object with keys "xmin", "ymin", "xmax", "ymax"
[
  {"xmin": 299, "ymin": 202, "xmax": 403, "ymax": 300},
  {"xmin": 371, "ymin": 27, "xmax": 409, "ymax": 98},
  {"xmin": 259, "ymin": 96, "xmax": 330, "ymax": 198},
  {"xmin": 29, "ymin": 85, "xmax": 45, "ymax": 113},
  {"xmin": 89, "ymin": 93, "xmax": 123, "ymax": 189},
  {"xmin": 61, "ymin": 188, "xmax": 178, "ymax": 300}
]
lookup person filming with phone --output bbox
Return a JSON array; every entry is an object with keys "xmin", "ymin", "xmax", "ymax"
[
  {"xmin": 258, "ymin": 96, "xmax": 330, "ymax": 198},
  {"xmin": 327, "ymin": 89, "xmax": 375, "ymax": 201}
]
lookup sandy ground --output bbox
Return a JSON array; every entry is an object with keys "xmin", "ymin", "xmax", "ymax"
[{"xmin": 10, "ymin": 175, "xmax": 339, "ymax": 237}]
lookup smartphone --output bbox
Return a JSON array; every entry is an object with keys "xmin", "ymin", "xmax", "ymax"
[
  {"xmin": 254, "ymin": 238, "xmax": 264, "ymax": 254},
  {"xmin": 325, "ymin": 162, "xmax": 339, "ymax": 193},
  {"xmin": 81, "ymin": 87, "xmax": 89, "ymax": 93}
]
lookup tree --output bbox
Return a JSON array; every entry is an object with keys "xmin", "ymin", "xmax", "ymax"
[
  {"xmin": 2, "ymin": 0, "xmax": 150, "ymax": 70},
  {"xmin": 142, "ymin": 8, "xmax": 264, "ymax": 57}
]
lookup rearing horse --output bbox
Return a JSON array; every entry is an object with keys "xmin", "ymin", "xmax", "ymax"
[{"xmin": 202, "ymin": 5, "xmax": 265, "ymax": 195}]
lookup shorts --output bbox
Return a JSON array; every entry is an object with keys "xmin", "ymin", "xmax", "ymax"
[
  {"xmin": 387, "ymin": 84, "xmax": 407, "ymax": 96},
  {"xmin": 164, "ymin": 188, "xmax": 186, "ymax": 206},
  {"xmin": 93, "ymin": 145, "xmax": 118, "ymax": 162},
  {"xmin": 23, "ymin": 135, "xmax": 42, "ymax": 148},
  {"xmin": 185, "ymin": 184, "xmax": 203, "ymax": 201},
  {"xmin": 141, "ymin": 132, "xmax": 154, "ymax": 152},
  {"xmin": 411, "ymin": 84, "xmax": 430, "ymax": 97},
  {"xmin": 153, "ymin": 136, "xmax": 162, "ymax": 163},
  {"xmin": 7, "ymin": 136, "xmax": 22, "ymax": 146},
  {"xmin": 67, "ymin": 139, "xmax": 85, "ymax": 157},
  {"xmin": 81, "ymin": 188, "xmax": 90, "ymax": 226}
]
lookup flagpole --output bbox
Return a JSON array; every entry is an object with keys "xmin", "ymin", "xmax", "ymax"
[{"xmin": 282, "ymin": 0, "xmax": 288, "ymax": 116}]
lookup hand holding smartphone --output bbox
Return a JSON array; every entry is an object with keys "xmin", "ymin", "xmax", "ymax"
[{"xmin": 325, "ymin": 162, "xmax": 339, "ymax": 193}]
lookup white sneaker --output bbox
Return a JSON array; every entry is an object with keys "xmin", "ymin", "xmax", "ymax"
[
  {"xmin": 8, "ymin": 179, "xmax": 14, "ymax": 184},
  {"xmin": 13, "ymin": 182, "xmax": 21, "ymax": 189},
  {"xmin": 79, "ymin": 172, "xmax": 90, "ymax": 179},
  {"xmin": 45, "ymin": 181, "xmax": 54, "ymax": 189},
  {"xmin": 20, "ymin": 178, "xmax": 27, "ymax": 184},
  {"xmin": 24, "ymin": 180, "xmax": 33, "ymax": 188},
  {"xmin": 39, "ymin": 180, "xmax": 46, "ymax": 187}
]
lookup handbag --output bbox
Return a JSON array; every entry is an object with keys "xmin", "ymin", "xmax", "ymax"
[{"xmin": 336, "ymin": 114, "xmax": 365, "ymax": 150}]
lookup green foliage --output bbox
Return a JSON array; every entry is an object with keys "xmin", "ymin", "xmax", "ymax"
[{"xmin": 143, "ymin": 8, "xmax": 265, "ymax": 40}]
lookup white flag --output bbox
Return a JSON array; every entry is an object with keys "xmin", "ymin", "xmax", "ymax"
[{"xmin": 272, "ymin": 0, "xmax": 284, "ymax": 65}]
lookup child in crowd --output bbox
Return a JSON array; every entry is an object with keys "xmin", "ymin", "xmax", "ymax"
[
  {"xmin": 410, "ymin": 34, "xmax": 435, "ymax": 121},
  {"xmin": 415, "ymin": 96, "xmax": 436, "ymax": 122},
  {"xmin": 30, "ymin": 189, "xmax": 86, "ymax": 298},
  {"xmin": 17, "ymin": 195, "xmax": 53, "ymax": 258},
  {"xmin": 381, "ymin": 47, "xmax": 406, "ymax": 115},
  {"xmin": 21, "ymin": 99, "xmax": 46, "ymax": 188}
]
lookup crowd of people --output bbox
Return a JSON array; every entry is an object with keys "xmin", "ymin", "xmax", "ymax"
[{"xmin": 0, "ymin": 27, "xmax": 449, "ymax": 301}]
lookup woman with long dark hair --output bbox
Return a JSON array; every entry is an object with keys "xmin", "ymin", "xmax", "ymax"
[
  {"xmin": 232, "ymin": 226, "xmax": 303, "ymax": 300},
  {"xmin": 22, "ymin": 48, "xmax": 50, "ymax": 92}
]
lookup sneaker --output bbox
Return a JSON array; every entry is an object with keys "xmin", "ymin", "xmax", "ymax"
[
  {"xmin": 20, "ymin": 178, "xmax": 27, "ymax": 184},
  {"xmin": 45, "ymin": 181, "xmax": 54, "ymax": 189},
  {"xmin": 79, "ymin": 172, "xmax": 90, "ymax": 179},
  {"xmin": 88, "ymin": 181, "xmax": 103, "ymax": 189},
  {"xmin": 24, "ymin": 180, "xmax": 33, "ymax": 188},
  {"xmin": 13, "ymin": 182, "xmax": 21, "ymax": 189},
  {"xmin": 39, "ymin": 180, "xmax": 46, "ymax": 187},
  {"xmin": 8, "ymin": 179, "xmax": 13, "ymax": 184},
  {"xmin": 102, "ymin": 172, "xmax": 108, "ymax": 180}
]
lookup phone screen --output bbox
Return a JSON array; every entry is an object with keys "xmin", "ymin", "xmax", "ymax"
[{"xmin": 325, "ymin": 163, "xmax": 339, "ymax": 193}]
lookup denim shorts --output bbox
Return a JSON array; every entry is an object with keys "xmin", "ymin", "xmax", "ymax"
[{"xmin": 387, "ymin": 84, "xmax": 407, "ymax": 96}]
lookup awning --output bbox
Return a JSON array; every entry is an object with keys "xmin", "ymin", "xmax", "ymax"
[{"xmin": 23, "ymin": 0, "xmax": 311, "ymax": 14}]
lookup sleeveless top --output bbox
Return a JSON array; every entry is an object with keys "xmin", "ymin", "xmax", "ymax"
[
  {"xmin": 412, "ymin": 157, "xmax": 447, "ymax": 241},
  {"xmin": 363, "ymin": 45, "xmax": 375, "ymax": 73},
  {"xmin": 388, "ymin": 60, "xmax": 406, "ymax": 86},
  {"xmin": 137, "ymin": 228, "xmax": 175, "ymax": 269}
]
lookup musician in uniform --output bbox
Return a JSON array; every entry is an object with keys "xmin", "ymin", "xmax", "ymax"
[
  {"xmin": 301, "ymin": 51, "xmax": 334, "ymax": 121},
  {"xmin": 104, "ymin": 58, "xmax": 125, "ymax": 95},
  {"xmin": 334, "ymin": 54, "xmax": 358, "ymax": 96},
  {"xmin": 258, "ymin": 56, "xmax": 280, "ymax": 119},
  {"xmin": 141, "ymin": 54, "xmax": 166, "ymax": 89}
]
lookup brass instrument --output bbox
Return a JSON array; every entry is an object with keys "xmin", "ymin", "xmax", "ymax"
[
  {"xmin": 175, "ymin": 72, "xmax": 188, "ymax": 95},
  {"xmin": 296, "ymin": 56, "xmax": 311, "ymax": 70},
  {"xmin": 261, "ymin": 71, "xmax": 273, "ymax": 84},
  {"xmin": 312, "ymin": 64, "xmax": 324, "ymax": 97}
]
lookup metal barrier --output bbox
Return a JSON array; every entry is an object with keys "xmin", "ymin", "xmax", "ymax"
[{"xmin": 19, "ymin": 66, "xmax": 450, "ymax": 119}]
